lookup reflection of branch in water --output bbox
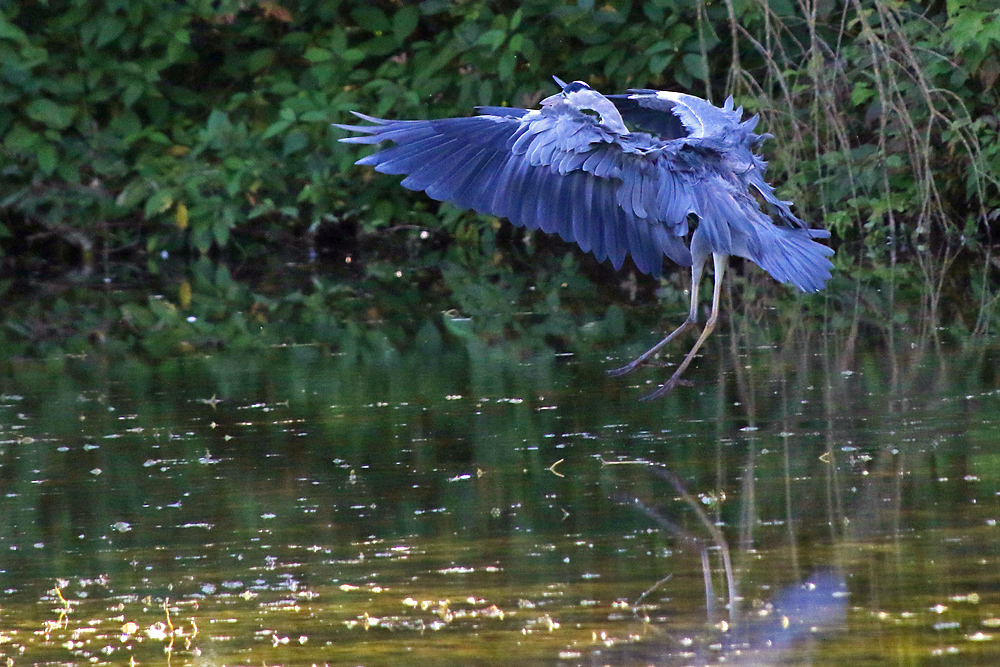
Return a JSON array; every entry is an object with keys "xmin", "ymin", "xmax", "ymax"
[
  {"xmin": 42, "ymin": 584, "xmax": 73, "ymax": 639},
  {"xmin": 632, "ymin": 573, "xmax": 673, "ymax": 623},
  {"xmin": 606, "ymin": 456, "xmax": 849, "ymax": 664},
  {"xmin": 648, "ymin": 464, "xmax": 738, "ymax": 623},
  {"xmin": 623, "ymin": 493, "xmax": 718, "ymax": 620},
  {"xmin": 54, "ymin": 585, "xmax": 71, "ymax": 628},
  {"xmin": 164, "ymin": 598, "xmax": 175, "ymax": 665},
  {"xmin": 143, "ymin": 597, "xmax": 200, "ymax": 662},
  {"xmin": 612, "ymin": 465, "xmax": 736, "ymax": 625}
]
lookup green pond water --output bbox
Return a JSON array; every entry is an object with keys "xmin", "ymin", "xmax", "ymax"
[{"xmin": 2, "ymin": 294, "xmax": 1000, "ymax": 667}]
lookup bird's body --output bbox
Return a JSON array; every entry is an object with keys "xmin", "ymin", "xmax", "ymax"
[{"xmin": 337, "ymin": 78, "xmax": 833, "ymax": 399}]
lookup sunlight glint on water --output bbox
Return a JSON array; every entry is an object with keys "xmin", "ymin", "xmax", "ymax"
[{"xmin": 1, "ymin": 333, "xmax": 1000, "ymax": 666}]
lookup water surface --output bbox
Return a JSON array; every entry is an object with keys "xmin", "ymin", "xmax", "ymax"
[{"xmin": 2, "ymin": 305, "xmax": 999, "ymax": 666}]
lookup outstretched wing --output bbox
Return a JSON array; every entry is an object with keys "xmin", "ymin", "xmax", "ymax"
[{"xmin": 336, "ymin": 106, "xmax": 693, "ymax": 274}]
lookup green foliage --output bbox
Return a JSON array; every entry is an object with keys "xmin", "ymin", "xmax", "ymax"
[
  {"xmin": 726, "ymin": 0, "xmax": 1000, "ymax": 251},
  {"xmin": 0, "ymin": 0, "xmax": 791, "ymax": 261},
  {"xmin": 2, "ymin": 0, "xmax": 1000, "ymax": 356},
  {"xmin": 2, "ymin": 0, "xmax": 997, "ymax": 260}
]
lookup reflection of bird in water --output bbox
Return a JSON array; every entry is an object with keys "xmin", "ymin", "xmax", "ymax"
[
  {"xmin": 585, "ymin": 570, "xmax": 847, "ymax": 667},
  {"xmin": 614, "ymin": 464, "xmax": 847, "ymax": 666},
  {"xmin": 337, "ymin": 77, "xmax": 834, "ymax": 399}
]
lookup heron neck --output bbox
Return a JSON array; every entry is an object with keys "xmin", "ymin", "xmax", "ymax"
[{"xmin": 588, "ymin": 98, "xmax": 629, "ymax": 134}]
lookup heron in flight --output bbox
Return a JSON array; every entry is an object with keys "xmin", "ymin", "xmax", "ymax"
[{"xmin": 336, "ymin": 77, "xmax": 833, "ymax": 400}]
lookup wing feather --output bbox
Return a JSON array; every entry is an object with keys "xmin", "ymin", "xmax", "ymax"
[
  {"xmin": 575, "ymin": 175, "xmax": 596, "ymax": 255},
  {"xmin": 594, "ymin": 177, "xmax": 627, "ymax": 270},
  {"xmin": 358, "ymin": 134, "xmax": 450, "ymax": 172},
  {"xmin": 399, "ymin": 141, "xmax": 480, "ymax": 192},
  {"xmin": 535, "ymin": 168, "xmax": 559, "ymax": 235},
  {"xmin": 546, "ymin": 169, "xmax": 573, "ymax": 239},
  {"xmin": 442, "ymin": 149, "xmax": 492, "ymax": 213},
  {"xmin": 422, "ymin": 122, "xmax": 513, "ymax": 200},
  {"xmin": 338, "ymin": 106, "xmax": 831, "ymax": 281},
  {"xmin": 338, "ymin": 84, "xmax": 832, "ymax": 290},
  {"xmin": 455, "ymin": 150, "xmax": 508, "ymax": 213},
  {"xmin": 491, "ymin": 155, "xmax": 530, "ymax": 221}
]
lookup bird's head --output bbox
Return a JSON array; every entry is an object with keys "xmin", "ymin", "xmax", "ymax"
[
  {"xmin": 541, "ymin": 76, "xmax": 629, "ymax": 134},
  {"xmin": 541, "ymin": 77, "xmax": 597, "ymax": 107}
]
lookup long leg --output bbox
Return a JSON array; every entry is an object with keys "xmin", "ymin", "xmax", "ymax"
[
  {"xmin": 641, "ymin": 252, "xmax": 727, "ymax": 401},
  {"xmin": 606, "ymin": 252, "xmax": 708, "ymax": 377}
]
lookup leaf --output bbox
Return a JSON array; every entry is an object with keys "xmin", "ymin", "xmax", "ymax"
[
  {"xmin": 392, "ymin": 6, "xmax": 419, "ymax": 40},
  {"xmin": 192, "ymin": 225, "xmax": 213, "ymax": 254},
  {"xmin": 498, "ymin": 49, "xmax": 517, "ymax": 80},
  {"xmin": 850, "ymin": 83, "xmax": 875, "ymax": 106},
  {"xmin": 261, "ymin": 119, "xmax": 292, "ymax": 140},
  {"xmin": 123, "ymin": 81, "xmax": 144, "ymax": 108},
  {"xmin": 682, "ymin": 53, "xmax": 707, "ymax": 82},
  {"xmin": 979, "ymin": 55, "xmax": 1000, "ymax": 89},
  {"xmin": 37, "ymin": 143, "xmax": 56, "ymax": 174},
  {"xmin": 175, "ymin": 202, "xmax": 189, "ymax": 230},
  {"xmin": 477, "ymin": 28, "xmax": 506, "ymax": 50},
  {"xmin": 648, "ymin": 39, "xmax": 674, "ymax": 54},
  {"xmin": 0, "ymin": 15, "xmax": 29, "ymax": 44},
  {"xmin": 950, "ymin": 67, "xmax": 968, "ymax": 87},
  {"xmin": 205, "ymin": 109, "xmax": 231, "ymax": 138},
  {"xmin": 351, "ymin": 6, "xmax": 390, "ymax": 33},
  {"xmin": 144, "ymin": 190, "xmax": 174, "ymax": 219},
  {"xmin": 299, "ymin": 110, "xmax": 330, "ymax": 122},
  {"xmin": 25, "ymin": 99, "xmax": 75, "ymax": 130},
  {"xmin": 649, "ymin": 53, "xmax": 674, "ymax": 75},
  {"xmin": 510, "ymin": 8, "xmax": 524, "ymax": 31},
  {"xmin": 340, "ymin": 48, "xmax": 365, "ymax": 63},
  {"xmin": 212, "ymin": 217, "xmax": 231, "ymax": 247},
  {"xmin": 117, "ymin": 180, "xmax": 150, "ymax": 209},
  {"xmin": 3, "ymin": 124, "xmax": 39, "ymax": 153},
  {"xmin": 245, "ymin": 48, "xmax": 275, "ymax": 71},
  {"xmin": 96, "ymin": 17, "xmax": 125, "ymax": 48},
  {"xmin": 108, "ymin": 110, "xmax": 141, "ymax": 139},
  {"xmin": 304, "ymin": 47, "xmax": 333, "ymax": 62},
  {"xmin": 178, "ymin": 280, "xmax": 192, "ymax": 309},
  {"xmin": 282, "ymin": 130, "xmax": 309, "ymax": 156},
  {"xmin": 20, "ymin": 44, "xmax": 48, "ymax": 68}
]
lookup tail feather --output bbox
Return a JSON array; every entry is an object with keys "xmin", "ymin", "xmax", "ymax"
[{"xmin": 753, "ymin": 224, "xmax": 834, "ymax": 292}]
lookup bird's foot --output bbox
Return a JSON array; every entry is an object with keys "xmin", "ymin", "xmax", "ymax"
[
  {"xmin": 607, "ymin": 357, "xmax": 663, "ymax": 377},
  {"xmin": 606, "ymin": 361, "xmax": 641, "ymax": 377},
  {"xmin": 639, "ymin": 377, "xmax": 694, "ymax": 401}
]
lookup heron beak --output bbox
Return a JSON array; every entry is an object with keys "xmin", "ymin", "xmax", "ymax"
[{"xmin": 542, "ymin": 76, "xmax": 570, "ymax": 105}]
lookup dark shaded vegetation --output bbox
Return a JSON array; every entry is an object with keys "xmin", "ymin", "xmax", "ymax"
[{"xmin": 1, "ymin": 0, "xmax": 999, "ymax": 358}]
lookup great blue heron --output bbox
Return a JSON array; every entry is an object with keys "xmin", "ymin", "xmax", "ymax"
[{"xmin": 336, "ymin": 77, "xmax": 834, "ymax": 400}]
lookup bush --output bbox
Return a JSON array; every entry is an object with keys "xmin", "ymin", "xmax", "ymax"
[
  {"xmin": 1, "ymin": 0, "xmax": 999, "ymax": 351},
  {"xmin": 3, "ymin": 1, "xmax": 998, "ymax": 260}
]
